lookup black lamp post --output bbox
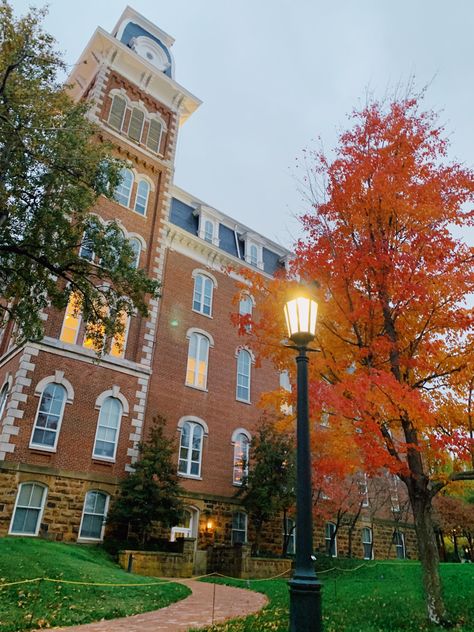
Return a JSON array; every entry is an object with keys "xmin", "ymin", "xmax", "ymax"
[{"xmin": 284, "ymin": 295, "xmax": 323, "ymax": 632}]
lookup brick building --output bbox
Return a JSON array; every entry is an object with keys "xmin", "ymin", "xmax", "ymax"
[{"xmin": 0, "ymin": 7, "xmax": 415, "ymax": 565}]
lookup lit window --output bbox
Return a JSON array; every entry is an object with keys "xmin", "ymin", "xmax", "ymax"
[
  {"xmin": 114, "ymin": 168, "xmax": 134, "ymax": 207},
  {"xmin": 60, "ymin": 292, "xmax": 82, "ymax": 345},
  {"xmin": 0, "ymin": 382, "xmax": 9, "ymax": 419},
  {"xmin": 108, "ymin": 94, "xmax": 126, "ymax": 130},
  {"xmin": 92, "ymin": 397, "xmax": 122, "ymax": 460},
  {"xmin": 233, "ymin": 432, "xmax": 250, "ymax": 485},
  {"xmin": 129, "ymin": 237, "xmax": 141, "ymax": 268},
  {"xmin": 9, "ymin": 483, "xmax": 47, "ymax": 536},
  {"xmin": 79, "ymin": 229, "xmax": 94, "ymax": 261},
  {"xmin": 134, "ymin": 180, "xmax": 150, "ymax": 215},
  {"xmin": 146, "ymin": 119, "xmax": 162, "ymax": 153},
  {"xmin": 110, "ymin": 312, "xmax": 130, "ymax": 359},
  {"xmin": 178, "ymin": 421, "xmax": 204, "ymax": 477},
  {"xmin": 204, "ymin": 220, "xmax": 214, "ymax": 243},
  {"xmin": 362, "ymin": 527, "xmax": 373, "ymax": 560},
  {"xmin": 325, "ymin": 522, "xmax": 337, "ymax": 557},
  {"xmin": 30, "ymin": 383, "xmax": 66, "ymax": 450},
  {"xmin": 393, "ymin": 531, "xmax": 406, "ymax": 559},
  {"xmin": 249, "ymin": 244, "xmax": 258, "ymax": 266},
  {"xmin": 128, "ymin": 107, "xmax": 144, "ymax": 142},
  {"xmin": 79, "ymin": 491, "xmax": 109, "ymax": 541},
  {"xmin": 284, "ymin": 517, "xmax": 296, "ymax": 555},
  {"xmin": 236, "ymin": 349, "xmax": 251, "ymax": 402},
  {"xmin": 83, "ymin": 318, "xmax": 106, "ymax": 353},
  {"xmin": 186, "ymin": 333, "xmax": 210, "ymax": 389},
  {"xmin": 193, "ymin": 274, "xmax": 214, "ymax": 316},
  {"xmin": 231, "ymin": 511, "xmax": 247, "ymax": 544}
]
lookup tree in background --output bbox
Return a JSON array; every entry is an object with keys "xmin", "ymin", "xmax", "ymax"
[
  {"xmin": 243, "ymin": 93, "xmax": 474, "ymax": 625},
  {"xmin": 106, "ymin": 416, "xmax": 183, "ymax": 545},
  {"xmin": 434, "ymin": 491, "xmax": 474, "ymax": 561},
  {"xmin": 237, "ymin": 419, "xmax": 295, "ymax": 555},
  {"xmin": 0, "ymin": 3, "xmax": 159, "ymax": 346}
]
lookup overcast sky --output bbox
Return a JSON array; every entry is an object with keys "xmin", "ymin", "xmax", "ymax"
[{"xmin": 11, "ymin": 0, "xmax": 474, "ymax": 248}]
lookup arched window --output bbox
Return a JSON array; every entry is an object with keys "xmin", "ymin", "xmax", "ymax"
[
  {"xmin": 9, "ymin": 482, "xmax": 47, "ymax": 536},
  {"xmin": 128, "ymin": 107, "xmax": 144, "ymax": 142},
  {"xmin": 60, "ymin": 292, "xmax": 82, "ymax": 345},
  {"xmin": 93, "ymin": 397, "xmax": 123, "ymax": 460},
  {"xmin": 204, "ymin": 220, "xmax": 214, "ymax": 243},
  {"xmin": 393, "ymin": 531, "xmax": 406, "ymax": 559},
  {"xmin": 146, "ymin": 119, "xmax": 162, "ymax": 153},
  {"xmin": 178, "ymin": 421, "xmax": 204, "ymax": 477},
  {"xmin": 186, "ymin": 333, "xmax": 210, "ymax": 389},
  {"xmin": 114, "ymin": 168, "xmax": 134, "ymax": 208},
  {"xmin": 129, "ymin": 237, "xmax": 141, "ymax": 269},
  {"xmin": 192, "ymin": 273, "xmax": 214, "ymax": 316},
  {"xmin": 0, "ymin": 382, "xmax": 9, "ymax": 420},
  {"xmin": 236, "ymin": 349, "xmax": 251, "ymax": 402},
  {"xmin": 249, "ymin": 244, "xmax": 258, "ymax": 266},
  {"xmin": 325, "ymin": 522, "xmax": 337, "ymax": 557},
  {"xmin": 239, "ymin": 294, "xmax": 253, "ymax": 332},
  {"xmin": 79, "ymin": 491, "xmax": 110, "ymax": 541},
  {"xmin": 231, "ymin": 511, "xmax": 247, "ymax": 544},
  {"xmin": 362, "ymin": 527, "xmax": 373, "ymax": 560},
  {"xmin": 283, "ymin": 517, "xmax": 296, "ymax": 555},
  {"xmin": 134, "ymin": 180, "xmax": 150, "ymax": 215},
  {"xmin": 30, "ymin": 383, "xmax": 67, "ymax": 450},
  {"xmin": 110, "ymin": 312, "xmax": 130, "ymax": 359},
  {"xmin": 233, "ymin": 432, "xmax": 250, "ymax": 485},
  {"xmin": 108, "ymin": 94, "xmax": 126, "ymax": 130}
]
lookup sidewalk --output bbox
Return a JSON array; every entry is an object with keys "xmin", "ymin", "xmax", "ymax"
[{"xmin": 47, "ymin": 578, "xmax": 269, "ymax": 631}]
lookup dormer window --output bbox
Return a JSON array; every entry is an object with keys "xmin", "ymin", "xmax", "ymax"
[
  {"xmin": 204, "ymin": 220, "xmax": 214, "ymax": 243},
  {"xmin": 249, "ymin": 244, "xmax": 258, "ymax": 266},
  {"xmin": 244, "ymin": 238, "xmax": 263, "ymax": 269},
  {"xmin": 194, "ymin": 207, "xmax": 219, "ymax": 247}
]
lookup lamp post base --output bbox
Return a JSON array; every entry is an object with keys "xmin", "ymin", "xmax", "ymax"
[{"xmin": 288, "ymin": 576, "xmax": 323, "ymax": 632}]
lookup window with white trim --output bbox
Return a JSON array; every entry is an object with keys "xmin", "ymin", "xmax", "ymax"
[
  {"xmin": 178, "ymin": 421, "xmax": 204, "ymax": 477},
  {"xmin": 203, "ymin": 220, "xmax": 214, "ymax": 243},
  {"xmin": 114, "ymin": 168, "xmax": 134, "ymax": 207},
  {"xmin": 236, "ymin": 349, "xmax": 251, "ymax": 402},
  {"xmin": 249, "ymin": 244, "xmax": 258, "ymax": 266},
  {"xmin": 239, "ymin": 294, "xmax": 253, "ymax": 332},
  {"xmin": 192, "ymin": 274, "xmax": 214, "ymax": 316},
  {"xmin": 186, "ymin": 333, "xmax": 210, "ymax": 389},
  {"xmin": 134, "ymin": 180, "xmax": 150, "ymax": 215},
  {"xmin": 92, "ymin": 397, "xmax": 123, "ymax": 460},
  {"xmin": 60, "ymin": 292, "xmax": 82, "ymax": 345},
  {"xmin": 0, "ymin": 382, "xmax": 9, "ymax": 419},
  {"xmin": 108, "ymin": 94, "xmax": 126, "ymax": 130},
  {"xmin": 325, "ymin": 522, "xmax": 337, "ymax": 557},
  {"xmin": 10, "ymin": 482, "xmax": 47, "ymax": 536},
  {"xmin": 233, "ymin": 432, "xmax": 250, "ymax": 485},
  {"xmin": 110, "ymin": 312, "xmax": 130, "ymax": 359},
  {"xmin": 30, "ymin": 383, "xmax": 67, "ymax": 450},
  {"xmin": 393, "ymin": 531, "xmax": 406, "ymax": 559},
  {"xmin": 129, "ymin": 237, "xmax": 141, "ymax": 269},
  {"xmin": 79, "ymin": 228, "xmax": 94, "ymax": 261},
  {"xmin": 358, "ymin": 473, "xmax": 369, "ymax": 507},
  {"xmin": 231, "ymin": 511, "xmax": 247, "ymax": 544},
  {"xmin": 362, "ymin": 527, "xmax": 373, "ymax": 560},
  {"xmin": 389, "ymin": 474, "xmax": 400, "ymax": 512},
  {"xmin": 146, "ymin": 119, "xmax": 162, "ymax": 153},
  {"xmin": 128, "ymin": 107, "xmax": 144, "ymax": 142},
  {"xmin": 79, "ymin": 491, "xmax": 109, "ymax": 541},
  {"xmin": 284, "ymin": 517, "xmax": 296, "ymax": 555}
]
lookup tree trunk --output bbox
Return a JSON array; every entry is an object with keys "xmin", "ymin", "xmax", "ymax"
[
  {"xmin": 410, "ymin": 490, "xmax": 448, "ymax": 626},
  {"xmin": 453, "ymin": 532, "xmax": 460, "ymax": 562}
]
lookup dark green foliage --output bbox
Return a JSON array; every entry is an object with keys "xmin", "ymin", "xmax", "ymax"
[
  {"xmin": 237, "ymin": 420, "xmax": 295, "ymax": 555},
  {"xmin": 0, "ymin": 537, "xmax": 189, "ymax": 631},
  {"xmin": 0, "ymin": 2, "xmax": 159, "ymax": 345},
  {"xmin": 106, "ymin": 416, "xmax": 184, "ymax": 545}
]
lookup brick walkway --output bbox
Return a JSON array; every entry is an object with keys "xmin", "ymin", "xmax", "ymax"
[{"xmin": 47, "ymin": 579, "xmax": 268, "ymax": 632}]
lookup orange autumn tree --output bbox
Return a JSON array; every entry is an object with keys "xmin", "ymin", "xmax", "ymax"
[{"xmin": 243, "ymin": 95, "xmax": 474, "ymax": 625}]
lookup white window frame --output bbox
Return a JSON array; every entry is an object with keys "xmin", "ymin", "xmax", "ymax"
[
  {"xmin": 244, "ymin": 239, "xmax": 263, "ymax": 270},
  {"xmin": 232, "ymin": 429, "xmax": 251, "ymax": 485},
  {"xmin": 114, "ymin": 168, "xmax": 134, "ymax": 208},
  {"xmin": 146, "ymin": 117, "xmax": 164, "ymax": 154},
  {"xmin": 284, "ymin": 517, "xmax": 296, "ymax": 555},
  {"xmin": 128, "ymin": 237, "xmax": 142, "ymax": 269},
  {"xmin": 236, "ymin": 349, "xmax": 252, "ymax": 403},
  {"xmin": 108, "ymin": 94, "xmax": 127, "ymax": 131},
  {"xmin": 192, "ymin": 272, "xmax": 215, "ymax": 317},
  {"xmin": 394, "ymin": 531, "xmax": 406, "ymax": 559},
  {"xmin": 9, "ymin": 482, "xmax": 47, "ymax": 537},
  {"xmin": 231, "ymin": 511, "xmax": 248, "ymax": 544},
  {"xmin": 29, "ymin": 382, "xmax": 67, "ymax": 452},
  {"xmin": 92, "ymin": 396, "xmax": 124, "ymax": 462},
  {"xmin": 358, "ymin": 473, "xmax": 369, "ymax": 507},
  {"xmin": 325, "ymin": 522, "xmax": 337, "ymax": 557},
  {"xmin": 79, "ymin": 228, "xmax": 95, "ymax": 262},
  {"xmin": 178, "ymin": 419, "xmax": 206, "ymax": 478},
  {"xmin": 134, "ymin": 179, "xmax": 150, "ymax": 216},
  {"xmin": 0, "ymin": 382, "xmax": 9, "ymax": 419},
  {"xmin": 389, "ymin": 474, "xmax": 400, "ymax": 512},
  {"xmin": 362, "ymin": 526, "xmax": 373, "ymax": 560},
  {"xmin": 127, "ymin": 106, "xmax": 145, "ymax": 143},
  {"xmin": 185, "ymin": 331, "xmax": 211, "ymax": 390},
  {"xmin": 78, "ymin": 490, "xmax": 110, "ymax": 542}
]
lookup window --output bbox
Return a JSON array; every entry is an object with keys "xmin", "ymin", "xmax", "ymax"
[
  {"xmin": 178, "ymin": 421, "xmax": 204, "ymax": 477},
  {"xmin": 279, "ymin": 370, "xmax": 291, "ymax": 392},
  {"xmin": 193, "ymin": 274, "xmax": 214, "ymax": 316},
  {"xmin": 146, "ymin": 119, "xmax": 162, "ymax": 153},
  {"xmin": 358, "ymin": 473, "xmax": 369, "ymax": 507},
  {"xmin": 249, "ymin": 244, "xmax": 258, "ymax": 266},
  {"xmin": 231, "ymin": 511, "xmax": 247, "ymax": 544},
  {"xmin": 30, "ymin": 383, "xmax": 66, "ymax": 450},
  {"xmin": 79, "ymin": 491, "xmax": 109, "ymax": 541},
  {"xmin": 134, "ymin": 180, "xmax": 150, "ymax": 215},
  {"xmin": 236, "ymin": 349, "xmax": 251, "ymax": 402},
  {"xmin": 362, "ymin": 527, "xmax": 373, "ymax": 560},
  {"xmin": 284, "ymin": 517, "xmax": 296, "ymax": 555},
  {"xmin": 108, "ymin": 94, "xmax": 126, "ymax": 130},
  {"xmin": 233, "ymin": 432, "xmax": 250, "ymax": 485},
  {"xmin": 93, "ymin": 397, "xmax": 123, "ymax": 460},
  {"xmin": 239, "ymin": 294, "xmax": 253, "ymax": 332},
  {"xmin": 204, "ymin": 220, "xmax": 214, "ymax": 243},
  {"xmin": 393, "ymin": 531, "xmax": 406, "ymax": 559},
  {"xmin": 60, "ymin": 292, "xmax": 82, "ymax": 345},
  {"xmin": 114, "ymin": 168, "xmax": 133, "ymax": 207},
  {"xmin": 186, "ymin": 333, "xmax": 210, "ymax": 389},
  {"xmin": 0, "ymin": 382, "xmax": 9, "ymax": 419},
  {"xmin": 171, "ymin": 508, "xmax": 194, "ymax": 540},
  {"xmin": 83, "ymin": 318, "xmax": 106, "ymax": 353},
  {"xmin": 325, "ymin": 522, "xmax": 337, "ymax": 557},
  {"xmin": 10, "ymin": 483, "xmax": 47, "ymax": 536},
  {"xmin": 128, "ymin": 107, "xmax": 144, "ymax": 142},
  {"xmin": 129, "ymin": 237, "xmax": 141, "ymax": 269},
  {"xmin": 110, "ymin": 312, "xmax": 130, "ymax": 359},
  {"xmin": 79, "ymin": 229, "xmax": 94, "ymax": 261},
  {"xmin": 389, "ymin": 474, "xmax": 400, "ymax": 512}
]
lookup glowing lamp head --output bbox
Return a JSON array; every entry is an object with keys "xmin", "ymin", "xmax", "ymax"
[{"xmin": 284, "ymin": 295, "xmax": 318, "ymax": 346}]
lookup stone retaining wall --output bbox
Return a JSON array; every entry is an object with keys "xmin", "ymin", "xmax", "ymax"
[{"xmin": 118, "ymin": 538, "xmax": 196, "ymax": 577}]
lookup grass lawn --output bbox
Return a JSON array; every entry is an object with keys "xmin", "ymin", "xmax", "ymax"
[
  {"xmin": 193, "ymin": 561, "xmax": 474, "ymax": 632},
  {"xmin": 0, "ymin": 537, "xmax": 190, "ymax": 631}
]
